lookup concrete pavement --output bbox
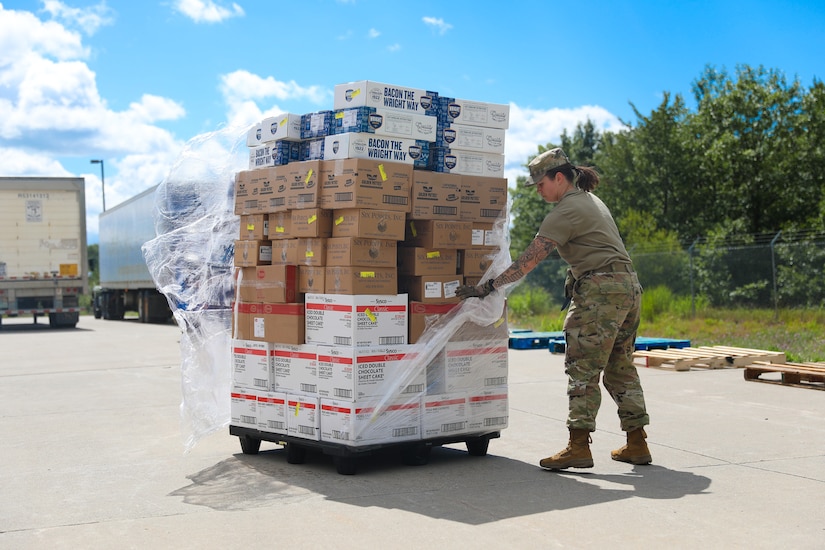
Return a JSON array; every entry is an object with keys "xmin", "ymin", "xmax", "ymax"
[{"xmin": 1, "ymin": 315, "xmax": 823, "ymax": 549}]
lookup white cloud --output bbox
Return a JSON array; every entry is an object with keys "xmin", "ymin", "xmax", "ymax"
[
  {"xmin": 422, "ymin": 16, "xmax": 452, "ymax": 35},
  {"xmin": 173, "ymin": 0, "xmax": 245, "ymax": 23},
  {"xmin": 387, "ymin": 43, "xmax": 401, "ymax": 52},
  {"xmin": 40, "ymin": 0, "xmax": 114, "ymax": 35},
  {"xmin": 368, "ymin": 28, "xmax": 380, "ymax": 38},
  {"xmin": 0, "ymin": 5, "xmax": 87, "ymax": 64}
]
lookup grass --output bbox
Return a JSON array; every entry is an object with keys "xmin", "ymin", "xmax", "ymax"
[{"xmin": 507, "ymin": 285, "xmax": 825, "ymax": 363}]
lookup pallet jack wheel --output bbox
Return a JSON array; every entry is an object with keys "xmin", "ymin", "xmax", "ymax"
[
  {"xmin": 239, "ymin": 435, "xmax": 261, "ymax": 455},
  {"xmin": 466, "ymin": 437, "xmax": 490, "ymax": 457},
  {"xmin": 286, "ymin": 443, "xmax": 307, "ymax": 464},
  {"xmin": 334, "ymin": 455, "xmax": 358, "ymax": 475},
  {"xmin": 401, "ymin": 443, "xmax": 431, "ymax": 466}
]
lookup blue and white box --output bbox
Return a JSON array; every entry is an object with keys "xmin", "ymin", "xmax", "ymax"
[
  {"xmin": 300, "ymin": 138, "xmax": 326, "ymax": 161},
  {"xmin": 260, "ymin": 113, "xmax": 303, "ymax": 142},
  {"xmin": 436, "ymin": 123, "xmax": 506, "ymax": 154},
  {"xmin": 334, "ymin": 80, "xmax": 439, "ymax": 116},
  {"xmin": 301, "ymin": 110, "xmax": 334, "ymax": 139},
  {"xmin": 248, "ymin": 141, "xmax": 300, "ymax": 169},
  {"xmin": 429, "ymin": 148, "xmax": 505, "ymax": 178},
  {"xmin": 437, "ymin": 97, "xmax": 510, "ymax": 129},
  {"xmin": 324, "ymin": 133, "xmax": 430, "ymax": 168},
  {"xmin": 332, "ymin": 107, "xmax": 438, "ymax": 141}
]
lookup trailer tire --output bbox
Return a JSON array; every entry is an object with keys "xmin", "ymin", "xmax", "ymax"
[
  {"xmin": 334, "ymin": 456, "xmax": 358, "ymax": 476},
  {"xmin": 238, "ymin": 435, "xmax": 261, "ymax": 455}
]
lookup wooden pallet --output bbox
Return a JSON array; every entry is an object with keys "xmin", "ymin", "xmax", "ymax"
[
  {"xmin": 744, "ymin": 361, "xmax": 825, "ymax": 390},
  {"xmin": 633, "ymin": 346, "xmax": 786, "ymax": 372}
]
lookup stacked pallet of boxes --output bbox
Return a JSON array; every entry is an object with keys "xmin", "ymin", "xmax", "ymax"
[{"xmin": 230, "ymin": 80, "xmax": 510, "ymax": 454}]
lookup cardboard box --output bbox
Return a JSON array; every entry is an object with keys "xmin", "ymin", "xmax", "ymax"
[
  {"xmin": 237, "ymin": 302, "xmax": 305, "ymax": 344},
  {"xmin": 239, "ymin": 214, "xmax": 268, "ymax": 240},
  {"xmin": 231, "ymin": 339, "xmax": 272, "ymax": 390},
  {"xmin": 256, "ymin": 391, "xmax": 288, "ymax": 434},
  {"xmin": 436, "ymin": 96, "xmax": 510, "ymax": 129},
  {"xmin": 404, "ymin": 219, "xmax": 472, "ymax": 249},
  {"xmin": 316, "ymin": 344, "xmax": 425, "ymax": 401},
  {"xmin": 300, "ymin": 138, "xmax": 325, "ymax": 161},
  {"xmin": 323, "ymin": 133, "xmax": 430, "ymax": 169},
  {"xmin": 267, "ymin": 211, "xmax": 292, "ymax": 240},
  {"xmin": 331, "ymin": 107, "xmax": 437, "ymax": 141},
  {"xmin": 284, "ymin": 160, "xmax": 322, "ymax": 210},
  {"xmin": 450, "ymin": 308, "xmax": 509, "ymax": 342},
  {"xmin": 324, "ymin": 266, "xmax": 398, "ymax": 295},
  {"xmin": 409, "ymin": 170, "xmax": 462, "ymax": 220},
  {"xmin": 260, "ymin": 113, "xmax": 302, "ymax": 142},
  {"xmin": 299, "ymin": 265, "xmax": 325, "ymax": 294},
  {"xmin": 397, "ymin": 247, "xmax": 457, "ymax": 276},
  {"xmin": 301, "ymin": 110, "xmax": 334, "ymax": 139},
  {"xmin": 408, "ymin": 302, "xmax": 460, "ymax": 344},
  {"xmin": 320, "ymin": 158, "xmax": 412, "ymax": 213},
  {"xmin": 429, "ymin": 148, "xmax": 505, "ymax": 178},
  {"xmin": 295, "ymin": 238, "xmax": 327, "ymax": 267},
  {"xmin": 400, "ymin": 274, "xmax": 463, "ymax": 304},
  {"xmin": 234, "ymin": 169, "xmax": 266, "ymax": 215},
  {"xmin": 271, "ymin": 343, "xmax": 318, "ymax": 395},
  {"xmin": 286, "ymin": 394, "xmax": 321, "ymax": 440},
  {"xmin": 471, "ymin": 222, "xmax": 499, "ymax": 248},
  {"xmin": 234, "ymin": 240, "xmax": 272, "ymax": 267},
  {"xmin": 422, "ymin": 392, "xmax": 471, "ymax": 438},
  {"xmin": 325, "ymin": 237, "xmax": 397, "ymax": 268},
  {"xmin": 436, "ymin": 123, "xmax": 506, "ymax": 153},
  {"xmin": 320, "ymin": 397, "xmax": 422, "ymax": 446},
  {"xmin": 333, "ymin": 80, "xmax": 439, "ymax": 116},
  {"xmin": 248, "ymin": 141, "xmax": 299, "ymax": 169},
  {"xmin": 459, "ymin": 176, "xmax": 508, "ymax": 222},
  {"xmin": 458, "ymin": 249, "xmax": 496, "ymax": 277},
  {"xmin": 291, "ymin": 208, "xmax": 333, "ymax": 238},
  {"xmin": 258, "ymin": 167, "xmax": 285, "ymax": 213},
  {"xmin": 427, "ymin": 339, "xmax": 509, "ymax": 393},
  {"xmin": 246, "ymin": 123, "xmax": 262, "ymax": 147},
  {"xmin": 305, "ymin": 293, "xmax": 408, "ymax": 347},
  {"xmin": 238, "ymin": 265, "xmax": 298, "ymax": 303},
  {"xmin": 230, "ymin": 386, "xmax": 260, "ymax": 428},
  {"xmin": 270, "ymin": 239, "xmax": 299, "ymax": 265},
  {"xmin": 332, "ymin": 208, "xmax": 406, "ymax": 240},
  {"xmin": 467, "ymin": 388, "xmax": 509, "ymax": 432}
]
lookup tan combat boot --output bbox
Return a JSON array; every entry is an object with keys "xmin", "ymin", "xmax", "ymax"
[
  {"xmin": 611, "ymin": 428, "xmax": 652, "ymax": 465},
  {"xmin": 539, "ymin": 429, "xmax": 594, "ymax": 470}
]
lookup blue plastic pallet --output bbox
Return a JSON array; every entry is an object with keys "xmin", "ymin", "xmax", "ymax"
[
  {"xmin": 548, "ymin": 336, "xmax": 692, "ymax": 354},
  {"xmin": 508, "ymin": 331, "xmax": 564, "ymax": 350}
]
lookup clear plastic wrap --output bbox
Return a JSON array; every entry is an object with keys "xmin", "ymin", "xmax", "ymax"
[{"xmin": 144, "ymin": 123, "xmax": 515, "ymax": 453}]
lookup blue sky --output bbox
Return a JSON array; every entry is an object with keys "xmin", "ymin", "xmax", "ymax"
[{"xmin": 2, "ymin": 0, "xmax": 823, "ymax": 242}]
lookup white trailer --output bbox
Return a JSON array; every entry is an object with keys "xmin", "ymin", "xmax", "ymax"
[
  {"xmin": 94, "ymin": 184, "xmax": 172, "ymax": 323},
  {"xmin": 0, "ymin": 177, "xmax": 89, "ymax": 328}
]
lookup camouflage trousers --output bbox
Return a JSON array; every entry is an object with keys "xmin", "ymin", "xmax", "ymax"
[{"xmin": 563, "ymin": 271, "xmax": 649, "ymax": 432}]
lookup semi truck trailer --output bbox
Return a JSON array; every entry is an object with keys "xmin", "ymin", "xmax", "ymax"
[
  {"xmin": 0, "ymin": 177, "xmax": 89, "ymax": 328},
  {"xmin": 94, "ymin": 184, "xmax": 172, "ymax": 323}
]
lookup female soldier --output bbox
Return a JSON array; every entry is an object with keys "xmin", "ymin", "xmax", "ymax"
[{"xmin": 455, "ymin": 147, "xmax": 652, "ymax": 470}]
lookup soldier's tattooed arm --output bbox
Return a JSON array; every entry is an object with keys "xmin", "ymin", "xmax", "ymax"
[{"xmin": 493, "ymin": 235, "xmax": 557, "ymax": 288}]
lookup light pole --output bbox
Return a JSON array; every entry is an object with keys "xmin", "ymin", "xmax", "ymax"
[{"xmin": 90, "ymin": 159, "xmax": 106, "ymax": 211}]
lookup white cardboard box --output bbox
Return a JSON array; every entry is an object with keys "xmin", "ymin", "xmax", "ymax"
[
  {"xmin": 231, "ymin": 339, "xmax": 272, "ymax": 390},
  {"xmin": 260, "ymin": 113, "xmax": 302, "ymax": 142},
  {"xmin": 230, "ymin": 386, "xmax": 259, "ymax": 428},
  {"xmin": 334, "ymin": 80, "xmax": 439, "ymax": 115},
  {"xmin": 320, "ymin": 397, "xmax": 421, "ymax": 446},
  {"xmin": 286, "ymin": 394, "xmax": 321, "ymax": 441},
  {"xmin": 437, "ymin": 97, "xmax": 510, "ymax": 129},
  {"xmin": 316, "ymin": 344, "xmax": 425, "ymax": 401},
  {"xmin": 305, "ymin": 293, "xmax": 408, "ymax": 347},
  {"xmin": 429, "ymin": 148, "xmax": 505, "ymax": 178},
  {"xmin": 436, "ymin": 123, "xmax": 506, "ymax": 153},
  {"xmin": 257, "ymin": 391, "xmax": 288, "ymax": 434},
  {"xmin": 271, "ymin": 343, "xmax": 318, "ymax": 395},
  {"xmin": 422, "ymin": 392, "xmax": 471, "ymax": 438},
  {"xmin": 247, "ymin": 123, "xmax": 263, "ymax": 147},
  {"xmin": 323, "ymin": 133, "xmax": 430, "ymax": 168},
  {"xmin": 426, "ymin": 338, "xmax": 509, "ymax": 394},
  {"xmin": 332, "ymin": 107, "xmax": 438, "ymax": 141},
  {"xmin": 467, "ymin": 388, "xmax": 509, "ymax": 432}
]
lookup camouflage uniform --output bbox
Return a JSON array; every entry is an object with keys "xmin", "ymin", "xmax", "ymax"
[{"xmin": 564, "ymin": 269, "xmax": 649, "ymax": 432}]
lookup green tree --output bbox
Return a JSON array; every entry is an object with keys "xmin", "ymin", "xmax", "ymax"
[{"xmin": 88, "ymin": 244, "xmax": 99, "ymax": 287}]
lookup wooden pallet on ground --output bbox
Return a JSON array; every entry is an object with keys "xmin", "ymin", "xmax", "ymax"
[
  {"xmin": 633, "ymin": 346, "xmax": 786, "ymax": 372},
  {"xmin": 744, "ymin": 361, "xmax": 825, "ymax": 390}
]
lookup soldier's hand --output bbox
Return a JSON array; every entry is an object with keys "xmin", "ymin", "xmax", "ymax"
[{"xmin": 455, "ymin": 279, "xmax": 496, "ymax": 300}]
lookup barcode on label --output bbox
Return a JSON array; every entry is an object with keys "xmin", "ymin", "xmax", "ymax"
[
  {"xmin": 379, "ymin": 336, "xmax": 405, "ymax": 345},
  {"xmin": 433, "ymin": 205, "xmax": 457, "ymax": 215},
  {"xmin": 403, "ymin": 383, "xmax": 424, "ymax": 394},
  {"xmin": 254, "ymin": 378, "xmax": 268, "ymax": 388},
  {"xmin": 271, "ymin": 197, "xmax": 286, "ymax": 207},
  {"xmin": 335, "ymin": 192, "xmax": 353, "ymax": 202},
  {"xmin": 441, "ymin": 421, "xmax": 467, "ymax": 433},
  {"xmin": 484, "ymin": 416, "xmax": 508, "ymax": 426},
  {"xmin": 392, "ymin": 426, "xmax": 418, "ymax": 437},
  {"xmin": 480, "ymin": 208, "xmax": 500, "ymax": 218},
  {"xmin": 332, "ymin": 429, "xmax": 350, "ymax": 440},
  {"xmin": 300, "ymin": 383, "xmax": 317, "ymax": 393},
  {"xmin": 383, "ymin": 194, "xmax": 408, "ymax": 205},
  {"xmin": 485, "ymin": 376, "xmax": 507, "ymax": 386},
  {"xmin": 334, "ymin": 388, "xmax": 353, "ymax": 399},
  {"xmin": 298, "ymin": 425, "xmax": 315, "ymax": 435},
  {"xmin": 334, "ymin": 336, "xmax": 352, "ymax": 345},
  {"xmin": 240, "ymin": 415, "xmax": 256, "ymax": 425},
  {"xmin": 268, "ymin": 420, "xmax": 285, "ymax": 430},
  {"xmin": 296, "ymin": 193, "xmax": 314, "ymax": 205}
]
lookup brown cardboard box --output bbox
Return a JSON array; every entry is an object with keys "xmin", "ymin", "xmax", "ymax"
[
  {"xmin": 409, "ymin": 170, "xmax": 462, "ymax": 220},
  {"xmin": 239, "ymin": 214, "xmax": 268, "ymax": 240},
  {"xmin": 238, "ymin": 265, "xmax": 298, "ymax": 303},
  {"xmin": 399, "ymin": 274, "xmax": 463, "ymax": 304},
  {"xmin": 459, "ymin": 249, "xmax": 496, "ymax": 277},
  {"xmin": 291, "ymin": 208, "xmax": 332, "ymax": 238},
  {"xmin": 237, "ymin": 302, "xmax": 305, "ymax": 344},
  {"xmin": 234, "ymin": 169, "xmax": 268, "ymax": 215},
  {"xmin": 295, "ymin": 238, "xmax": 327, "ymax": 266},
  {"xmin": 459, "ymin": 176, "xmax": 508, "ymax": 222},
  {"xmin": 408, "ymin": 301, "xmax": 460, "ymax": 344},
  {"xmin": 271, "ymin": 239, "xmax": 299, "ymax": 265},
  {"xmin": 234, "ymin": 240, "xmax": 272, "ymax": 267},
  {"xmin": 268, "ymin": 211, "xmax": 292, "ymax": 240},
  {"xmin": 325, "ymin": 237, "xmax": 397, "ymax": 267},
  {"xmin": 320, "ymin": 158, "xmax": 412, "ymax": 212},
  {"xmin": 450, "ymin": 301, "xmax": 508, "ymax": 342},
  {"xmin": 404, "ymin": 219, "xmax": 472, "ymax": 249},
  {"xmin": 331, "ymin": 208, "xmax": 406, "ymax": 240},
  {"xmin": 471, "ymin": 222, "xmax": 500, "ymax": 249},
  {"xmin": 261, "ymin": 165, "xmax": 289, "ymax": 212},
  {"xmin": 285, "ymin": 160, "xmax": 322, "ymax": 209},
  {"xmin": 298, "ymin": 265, "xmax": 325, "ymax": 294},
  {"xmin": 397, "ymin": 247, "xmax": 457, "ymax": 276},
  {"xmin": 324, "ymin": 266, "xmax": 398, "ymax": 295}
]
